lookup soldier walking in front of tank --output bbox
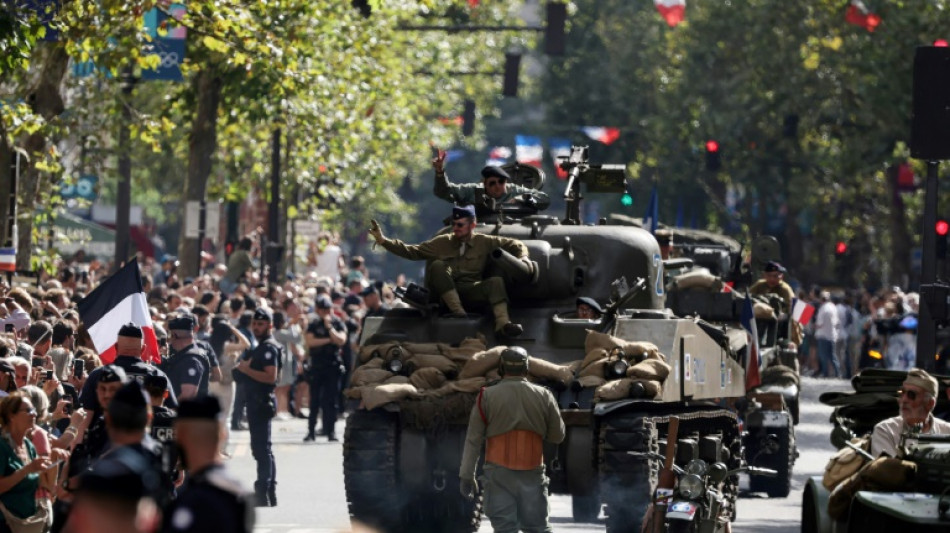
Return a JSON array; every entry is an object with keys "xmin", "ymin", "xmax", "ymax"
[
  {"xmin": 459, "ymin": 347, "xmax": 565, "ymax": 533},
  {"xmin": 303, "ymin": 295, "xmax": 346, "ymax": 442},
  {"xmin": 432, "ymin": 149, "xmax": 550, "ymax": 213},
  {"xmin": 162, "ymin": 396, "xmax": 255, "ymax": 533},
  {"xmin": 233, "ymin": 308, "xmax": 281, "ymax": 507},
  {"xmin": 369, "ymin": 204, "xmax": 529, "ymax": 338}
]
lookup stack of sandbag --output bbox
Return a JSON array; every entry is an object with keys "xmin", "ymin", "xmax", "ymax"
[
  {"xmin": 667, "ymin": 268, "xmax": 723, "ymax": 292},
  {"xmin": 575, "ymin": 330, "xmax": 670, "ymax": 401}
]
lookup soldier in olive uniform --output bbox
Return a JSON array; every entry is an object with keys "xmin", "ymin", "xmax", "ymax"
[
  {"xmin": 369, "ymin": 204, "xmax": 530, "ymax": 337},
  {"xmin": 459, "ymin": 347, "xmax": 565, "ymax": 533},
  {"xmin": 749, "ymin": 261, "xmax": 802, "ymax": 344},
  {"xmin": 233, "ymin": 308, "xmax": 281, "ymax": 507},
  {"xmin": 163, "ymin": 315, "xmax": 211, "ymax": 400},
  {"xmin": 433, "ymin": 153, "xmax": 550, "ymax": 214},
  {"xmin": 162, "ymin": 396, "xmax": 255, "ymax": 533}
]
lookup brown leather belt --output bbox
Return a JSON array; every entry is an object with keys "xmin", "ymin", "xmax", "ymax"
[{"xmin": 485, "ymin": 429, "xmax": 543, "ymax": 470}]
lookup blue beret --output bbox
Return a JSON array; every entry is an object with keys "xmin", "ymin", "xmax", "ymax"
[
  {"xmin": 452, "ymin": 204, "xmax": 477, "ymax": 220},
  {"xmin": 480, "ymin": 166, "xmax": 510, "ymax": 181}
]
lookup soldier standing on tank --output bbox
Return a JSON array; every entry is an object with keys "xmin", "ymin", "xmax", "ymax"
[
  {"xmin": 459, "ymin": 347, "xmax": 565, "ymax": 533},
  {"xmin": 433, "ymin": 151, "xmax": 550, "ymax": 213},
  {"xmin": 233, "ymin": 308, "xmax": 281, "ymax": 507},
  {"xmin": 749, "ymin": 261, "xmax": 802, "ymax": 345},
  {"xmin": 162, "ymin": 396, "xmax": 255, "ymax": 533},
  {"xmin": 303, "ymin": 295, "xmax": 346, "ymax": 442},
  {"xmin": 369, "ymin": 204, "xmax": 530, "ymax": 338},
  {"xmin": 164, "ymin": 315, "xmax": 211, "ymax": 400}
]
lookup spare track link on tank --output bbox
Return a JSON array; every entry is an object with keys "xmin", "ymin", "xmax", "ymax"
[
  {"xmin": 599, "ymin": 407, "xmax": 741, "ymax": 533},
  {"xmin": 343, "ymin": 409, "xmax": 484, "ymax": 533}
]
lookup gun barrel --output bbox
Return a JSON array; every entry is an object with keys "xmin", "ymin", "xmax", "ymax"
[{"xmin": 490, "ymin": 248, "xmax": 538, "ymax": 284}]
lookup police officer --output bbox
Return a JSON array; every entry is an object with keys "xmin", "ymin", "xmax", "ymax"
[
  {"xmin": 146, "ymin": 375, "xmax": 177, "ymax": 449},
  {"xmin": 163, "ymin": 314, "xmax": 211, "ymax": 400},
  {"xmin": 303, "ymin": 295, "xmax": 346, "ymax": 442},
  {"xmin": 369, "ymin": 204, "xmax": 530, "ymax": 337},
  {"xmin": 67, "ymin": 365, "xmax": 129, "ymax": 479},
  {"xmin": 162, "ymin": 396, "xmax": 255, "ymax": 533},
  {"xmin": 433, "ymin": 154, "xmax": 550, "ymax": 214},
  {"xmin": 79, "ymin": 323, "xmax": 179, "ymax": 410},
  {"xmin": 459, "ymin": 347, "xmax": 565, "ymax": 533},
  {"xmin": 233, "ymin": 308, "xmax": 281, "ymax": 507}
]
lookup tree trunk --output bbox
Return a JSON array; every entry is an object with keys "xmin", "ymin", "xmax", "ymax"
[
  {"xmin": 178, "ymin": 65, "xmax": 222, "ymax": 278},
  {"xmin": 16, "ymin": 44, "xmax": 69, "ymax": 270}
]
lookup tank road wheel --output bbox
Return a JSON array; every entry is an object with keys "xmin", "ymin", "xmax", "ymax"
[
  {"xmin": 599, "ymin": 413, "xmax": 659, "ymax": 533},
  {"xmin": 343, "ymin": 409, "xmax": 402, "ymax": 533},
  {"xmin": 747, "ymin": 423, "xmax": 794, "ymax": 498},
  {"xmin": 403, "ymin": 482, "xmax": 483, "ymax": 533},
  {"xmin": 571, "ymin": 491, "xmax": 601, "ymax": 523}
]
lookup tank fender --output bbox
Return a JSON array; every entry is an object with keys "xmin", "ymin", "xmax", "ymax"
[{"xmin": 802, "ymin": 476, "xmax": 834, "ymax": 533}]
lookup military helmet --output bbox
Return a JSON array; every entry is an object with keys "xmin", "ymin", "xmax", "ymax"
[{"xmin": 499, "ymin": 346, "xmax": 529, "ymax": 376}]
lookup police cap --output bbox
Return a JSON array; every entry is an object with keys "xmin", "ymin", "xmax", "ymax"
[
  {"xmin": 167, "ymin": 314, "xmax": 197, "ymax": 331},
  {"xmin": 480, "ymin": 165, "xmax": 510, "ymax": 182},
  {"xmin": 315, "ymin": 296, "xmax": 333, "ymax": 310},
  {"xmin": 110, "ymin": 380, "xmax": 149, "ymax": 409},
  {"xmin": 576, "ymin": 296, "xmax": 603, "ymax": 314},
  {"xmin": 252, "ymin": 308, "xmax": 273, "ymax": 322},
  {"xmin": 177, "ymin": 396, "xmax": 222, "ymax": 421},
  {"xmin": 99, "ymin": 364, "xmax": 128, "ymax": 384},
  {"xmin": 360, "ymin": 285, "xmax": 379, "ymax": 298},
  {"xmin": 452, "ymin": 204, "xmax": 477, "ymax": 221},
  {"xmin": 500, "ymin": 346, "xmax": 529, "ymax": 374},
  {"xmin": 764, "ymin": 261, "xmax": 786, "ymax": 274},
  {"xmin": 143, "ymin": 374, "xmax": 168, "ymax": 392},
  {"xmin": 76, "ymin": 447, "xmax": 160, "ymax": 502},
  {"xmin": 118, "ymin": 323, "xmax": 143, "ymax": 339}
]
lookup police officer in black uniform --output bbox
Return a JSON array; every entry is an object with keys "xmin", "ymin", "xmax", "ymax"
[
  {"xmin": 146, "ymin": 374, "xmax": 176, "ymax": 444},
  {"xmin": 233, "ymin": 308, "xmax": 281, "ymax": 507},
  {"xmin": 78, "ymin": 323, "xmax": 179, "ymax": 411},
  {"xmin": 303, "ymin": 295, "xmax": 346, "ymax": 442},
  {"xmin": 162, "ymin": 396, "xmax": 255, "ymax": 533},
  {"xmin": 163, "ymin": 315, "xmax": 211, "ymax": 400}
]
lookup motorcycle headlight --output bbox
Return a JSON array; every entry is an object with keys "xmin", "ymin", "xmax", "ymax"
[
  {"xmin": 677, "ymin": 473, "xmax": 705, "ymax": 500},
  {"xmin": 686, "ymin": 459, "xmax": 708, "ymax": 477},
  {"xmin": 386, "ymin": 358, "xmax": 403, "ymax": 374},
  {"xmin": 605, "ymin": 359, "xmax": 629, "ymax": 380}
]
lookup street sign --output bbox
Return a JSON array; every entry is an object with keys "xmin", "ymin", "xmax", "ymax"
[
  {"xmin": 60, "ymin": 174, "xmax": 98, "ymax": 201},
  {"xmin": 185, "ymin": 201, "xmax": 221, "ymax": 240}
]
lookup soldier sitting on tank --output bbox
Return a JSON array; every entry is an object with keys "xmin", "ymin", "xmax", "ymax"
[
  {"xmin": 575, "ymin": 297, "xmax": 603, "ymax": 320},
  {"xmin": 432, "ymin": 148, "xmax": 549, "ymax": 215},
  {"xmin": 749, "ymin": 261, "xmax": 802, "ymax": 345},
  {"xmin": 369, "ymin": 204, "xmax": 529, "ymax": 338}
]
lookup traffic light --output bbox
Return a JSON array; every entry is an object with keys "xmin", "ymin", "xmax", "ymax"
[
  {"xmin": 705, "ymin": 140, "xmax": 721, "ymax": 171},
  {"xmin": 503, "ymin": 53, "xmax": 521, "ymax": 97},
  {"xmin": 544, "ymin": 2, "xmax": 567, "ymax": 55},
  {"xmin": 461, "ymin": 100, "xmax": 475, "ymax": 136},
  {"xmin": 834, "ymin": 240, "xmax": 849, "ymax": 284},
  {"xmin": 835, "ymin": 241, "xmax": 848, "ymax": 255},
  {"xmin": 620, "ymin": 192, "xmax": 633, "ymax": 207},
  {"xmin": 937, "ymin": 218, "xmax": 949, "ymax": 259}
]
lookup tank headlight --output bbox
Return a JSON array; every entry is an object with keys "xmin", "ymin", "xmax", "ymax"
[
  {"xmin": 605, "ymin": 359, "xmax": 629, "ymax": 380},
  {"xmin": 677, "ymin": 473, "xmax": 705, "ymax": 500},
  {"xmin": 685, "ymin": 459, "xmax": 708, "ymax": 477},
  {"xmin": 386, "ymin": 358, "xmax": 403, "ymax": 374}
]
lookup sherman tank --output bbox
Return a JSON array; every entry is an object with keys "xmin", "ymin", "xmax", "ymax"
[{"xmin": 343, "ymin": 147, "xmax": 755, "ymax": 532}]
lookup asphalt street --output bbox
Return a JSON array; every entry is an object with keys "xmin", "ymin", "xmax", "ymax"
[{"xmin": 226, "ymin": 376, "xmax": 847, "ymax": 532}]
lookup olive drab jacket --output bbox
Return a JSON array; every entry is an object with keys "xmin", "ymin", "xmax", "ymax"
[
  {"xmin": 378, "ymin": 232, "xmax": 528, "ymax": 285},
  {"xmin": 459, "ymin": 377, "xmax": 565, "ymax": 480}
]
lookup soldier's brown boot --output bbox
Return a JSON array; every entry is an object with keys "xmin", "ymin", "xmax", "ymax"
[
  {"xmin": 493, "ymin": 302, "xmax": 523, "ymax": 337},
  {"xmin": 441, "ymin": 290, "xmax": 468, "ymax": 318}
]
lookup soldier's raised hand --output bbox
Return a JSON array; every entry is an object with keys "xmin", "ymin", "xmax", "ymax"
[
  {"xmin": 369, "ymin": 220, "xmax": 385, "ymax": 244},
  {"xmin": 432, "ymin": 148, "xmax": 446, "ymax": 174}
]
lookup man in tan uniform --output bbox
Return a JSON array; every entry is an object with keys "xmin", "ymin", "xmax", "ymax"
[
  {"xmin": 870, "ymin": 368, "xmax": 950, "ymax": 458},
  {"xmin": 459, "ymin": 347, "xmax": 565, "ymax": 532},
  {"xmin": 369, "ymin": 204, "xmax": 530, "ymax": 337},
  {"xmin": 749, "ymin": 260, "xmax": 802, "ymax": 345}
]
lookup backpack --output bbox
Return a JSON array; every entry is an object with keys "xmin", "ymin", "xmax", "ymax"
[{"xmin": 822, "ymin": 436, "xmax": 871, "ymax": 490}]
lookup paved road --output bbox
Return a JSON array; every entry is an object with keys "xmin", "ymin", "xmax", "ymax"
[{"xmin": 226, "ymin": 376, "xmax": 848, "ymax": 532}]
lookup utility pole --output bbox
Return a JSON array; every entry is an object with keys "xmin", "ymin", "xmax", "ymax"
[
  {"xmin": 268, "ymin": 128, "xmax": 281, "ymax": 283},
  {"xmin": 114, "ymin": 70, "xmax": 136, "ymax": 271}
]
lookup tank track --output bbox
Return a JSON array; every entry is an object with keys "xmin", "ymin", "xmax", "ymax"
[
  {"xmin": 343, "ymin": 409, "xmax": 483, "ymax": 533},
  {"xmin": 599, "ymin": 405, "xmax": 741, "ymax": 533}
]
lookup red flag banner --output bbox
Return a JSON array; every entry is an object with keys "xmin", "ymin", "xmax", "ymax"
[
  {"xmin": 654, "ymin": 0, "xmax": 685, "ymax": 27},
  {"xmin": 845, "ymin": 0, "xmax": 880, "ymax": 32}
]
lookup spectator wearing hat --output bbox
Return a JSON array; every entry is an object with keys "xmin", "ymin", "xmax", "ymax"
[
  {"xmin": 303, "ymin": 296, "xmax": 346, "ymax": 443},
  {"xmin": 870, "ymin": 369, "xmax": 950, "ymax": 458},
  {"xmin": 233, "ymin": 308, "xmax": 282, "ymax": 506},
  {"xmin": 432, "ymin": 150, "xmax": 550, "ymax": 213},
  {"xmin": 369, "ymin": 204, "xmax": 530, "ymax": 338},
  {"xmin": 162, "ymin": 396, "xmax": 254, "ymax": 533},
  {"xmin": 575, "ymin": 297, "xmax": 603, "ymax": 320},
  {"xmin": 163, "ymin": 315, "xmax": 211, "ymax": 400}
]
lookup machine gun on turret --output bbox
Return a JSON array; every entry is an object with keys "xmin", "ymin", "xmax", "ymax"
[{"xmin": 558, "ymin": 145, "xmax": 628, "ymax": 225}]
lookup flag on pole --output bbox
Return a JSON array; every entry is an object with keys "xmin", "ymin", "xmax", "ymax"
[
  {"xmin": 78, "ymin": 258, "xmax": 160, "ymax": 365},
  {"xmin": 548, "ymin": 137, "xmax": 572, "ymax": 179},
  {"xmin": 791, "ymin": 298, "xmax": 816, "ymax": 326},
  {"xmin": 580, "ymin": 127, "xmax": 621, "ymax": 145},
  {"xmin": 845, "ymin": 0, "xmax": 880, "ymax": 32},
  {"xmin": 486, "ymin": 146, "xmax": 512, "ymax": 167},
  {"xmin": 654, "ymin": 0, "xmax": 686, "ymax": 27},
  {"xmin": 515, "ymin": 135, "xmax": 543, "ymax": 167},
  {"xmin": 740, "ymin": 293, "xmax": 762, "ymax": 390},
  {"xmin": 643, "ymin": 184, "xmax": 659, "ymax": 235},
  {"xmin": 0, "ymin": 248, "xmax": 15, "ymax": 272}
]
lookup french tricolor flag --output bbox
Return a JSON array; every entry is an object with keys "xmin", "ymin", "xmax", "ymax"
[
  {"xmin": 791, "ymin": 298, "xmax": 816, "ymax": 326},
  {"xmin": 78, "ymin": 258, "xmax": 160, "ymax": 364},
  {"xmin": 654, "ymin": 0, "xmax": 686, "ymax": 28},
  {"xmin": 581, "ymin": 127, "xmax": 621, "ymax": 146},
  {"xmin": 0, "ymin": 247, "xmax": 15, "ymax": 272},
  {"xmin": 515, "ymin": 135, "xmax": 543, "ymax": 167}
]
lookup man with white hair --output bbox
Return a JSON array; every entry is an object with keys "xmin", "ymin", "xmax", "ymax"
[{"xmin": 815, "ymin": 291, "xmax": 840, "ymax": 378}]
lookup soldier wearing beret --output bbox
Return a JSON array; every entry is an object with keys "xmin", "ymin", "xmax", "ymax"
[
  {"xmin": 576, "ymin": 297, "xmax": 603, "ymax": 320},
  {"xmin": 233, "ymin": 308, "xmax": 281, "ymax": 507},
  {"xmin": 369, "ymin": 204, "xmax": 529, "ymax": 338},
  {"xmin": 870, "ymin": 368, "xmax": 950, "ymax": 458},
  {"xmin": 432, "ymin": 153, "xmax": 550, "ymax": 215},
  {"xmin": 79, "ymin": 323, "xmax": 179, "ymax": 411},
  {"xmin": 161, "ymin": 397, "xmax": 254, "ymax": 533},
  {"xmin": 749, "ymin": 261, "xmax": 802, "ymax": 345},
  {"xmin": 163, "ymin": 315, "xmax": 211, "ymax": 400}
]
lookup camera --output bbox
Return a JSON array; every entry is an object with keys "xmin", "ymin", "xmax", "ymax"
[{"xmin": 73, "ymin": 359, "xmax": 84, "ymax": 379}]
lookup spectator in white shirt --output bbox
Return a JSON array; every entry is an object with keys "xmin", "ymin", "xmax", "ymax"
[{"xmin": 815, "ymin": 291, "xmax": 841, "ymax": 378}]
